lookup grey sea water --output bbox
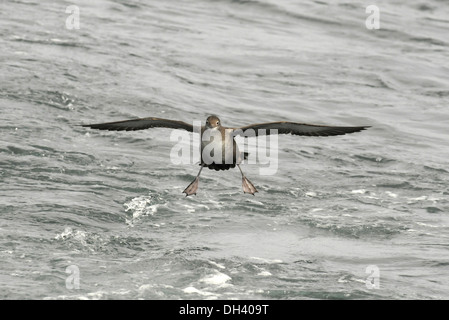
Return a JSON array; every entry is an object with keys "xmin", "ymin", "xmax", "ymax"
[{"xmin": 1, "ymin": 0, "xmax": 449, "ymax": 299}]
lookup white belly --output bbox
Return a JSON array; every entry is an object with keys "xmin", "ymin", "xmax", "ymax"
[{"xmin": 201, "ymin": 128, "xmax": 238, "ymax": 164}]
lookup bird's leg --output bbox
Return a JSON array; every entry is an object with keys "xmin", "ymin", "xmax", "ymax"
[
  {"xmin": 183, "ymin": 164, "xmax": 205, "ymax": 196},
  {"xmin": 237, "ymin": 164, "xmax": 258, "ymax": 195}
]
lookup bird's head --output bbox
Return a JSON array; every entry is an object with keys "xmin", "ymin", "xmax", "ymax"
[{"xmin": 206, "ymin": 115, "xmax": 221, "ymax": 129}]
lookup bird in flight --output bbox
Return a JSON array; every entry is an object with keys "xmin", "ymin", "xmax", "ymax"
[{"xmin": 82, "ymin": 115, "xmax": 369, "ymax": 196}]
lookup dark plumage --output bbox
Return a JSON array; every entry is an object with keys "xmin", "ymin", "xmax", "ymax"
[
  {"xmin": 82, "ymin": 115, "xmax": 370, "ymax": 196},
  {"xmin": 234, "ymin": 122, "xmax": 369, "ymax": 137},
  {"xmin": 83, "ymin": 117, "xmax": 194, "ymax": 132}
]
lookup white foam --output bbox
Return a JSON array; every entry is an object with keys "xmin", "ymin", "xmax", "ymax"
[
  {"xmin": 138, "ymin": 284, "xmax": 174, "ymax": 298},
  {"xmin": 319, "ymin": 215, "xmax": 339, "ymax": 219},
  {"xmin": 305, "ymin": 192, "xmax": 317, "ymax": 197},
  {"xmin": 45, "ymin": 289, "xmax": 132, "ymax": 300},
  {"xmin": 409, "ymin": 196, "xmax": 427, "ymax": 202},
  {"xmin": 416, "ymin": 222, "xmax": 438, "ymax": 228},
  {"xmin": 250, "ymin": 257, "xmax": 283, "ymax": 264},
  {"xmin": 183, "ymin": 204, "xmax": 196, "ymax": 213},
  {"xmin": 139, "ymin": 284, "xmax": 174, "ymax": 291},
  {"xmin": 55, "ymin": 227, "xmax": 73, "ymax": 240},
  {"xmin": 252, "ymin": 264, "xmax": 272, "ymax": 276},
  {"xmin": 55, "ymin": 227, "xmax": 91, "ymax": 245},
  {"xmin": 351, "ymin": 189, "xmax": 367, "ymax": 194},
  {"xmin": 257, "ymin": 270, "xmax": 272, "ymax": 277},
  {"xmin": 408, "ymin": 195, "xmax": 441, "ymax": 204},
  {"xmin": 124, "ymin": 194, "xmax": 160, "ymax": 226},
  {"xmin": 385, "ymin": 191, "xmax": 398, "ymax": 198},
  {"xmin": 86, "ymin": 290, "xmax": 107, "ymax": 300},
  {"xmin": 245, "ymin": 199, "xmax": 264, "ymax": 206},
  {"xmin": 200, "ymin": 271, "xmax": 232, "ymax": 287},
  {"xmin": 208, "ymin": 260, "xmax": 226, "ymax": 269},
  {"xmin": 183, "ymin": 286, "xmax": 216, "ymax": 297},
  {"xmin": 352, "ymin": 278, "xmax": 367, "ymax": 284}
]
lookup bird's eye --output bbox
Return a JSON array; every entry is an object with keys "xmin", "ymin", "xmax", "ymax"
[{"xmin": 216, "ymin": 121, "xmax": 220, "ymax": 125}]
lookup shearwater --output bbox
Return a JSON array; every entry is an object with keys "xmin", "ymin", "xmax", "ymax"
[{"xmin": 82, "ymin": 115, "xmax": 369, "ymax": 196}]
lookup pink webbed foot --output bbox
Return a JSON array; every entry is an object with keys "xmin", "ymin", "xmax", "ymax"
[
  {"xmin": 183, "ymin": 177, "xmax": 199, "ymax": 196},
  {"xmin": 242, "ymin": 176, "xmax": 258, "ymax": 195}
]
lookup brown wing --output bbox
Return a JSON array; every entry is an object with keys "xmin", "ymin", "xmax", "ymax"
[
  {"xmin": 233, "ymin": 122, "xmax": 370, "ymax": 137},
  {"xmin": 82, "ymin": 117, "xmax": 194, "ymax": 132}
]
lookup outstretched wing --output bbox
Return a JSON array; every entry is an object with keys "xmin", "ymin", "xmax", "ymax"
[
  {"xmin": 82, "ymin": 117, "xmax": 194, "ymax": 132},
  {"xmin": 233, "ymin": 122, "xmax": 369, "ymax": 137}
]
